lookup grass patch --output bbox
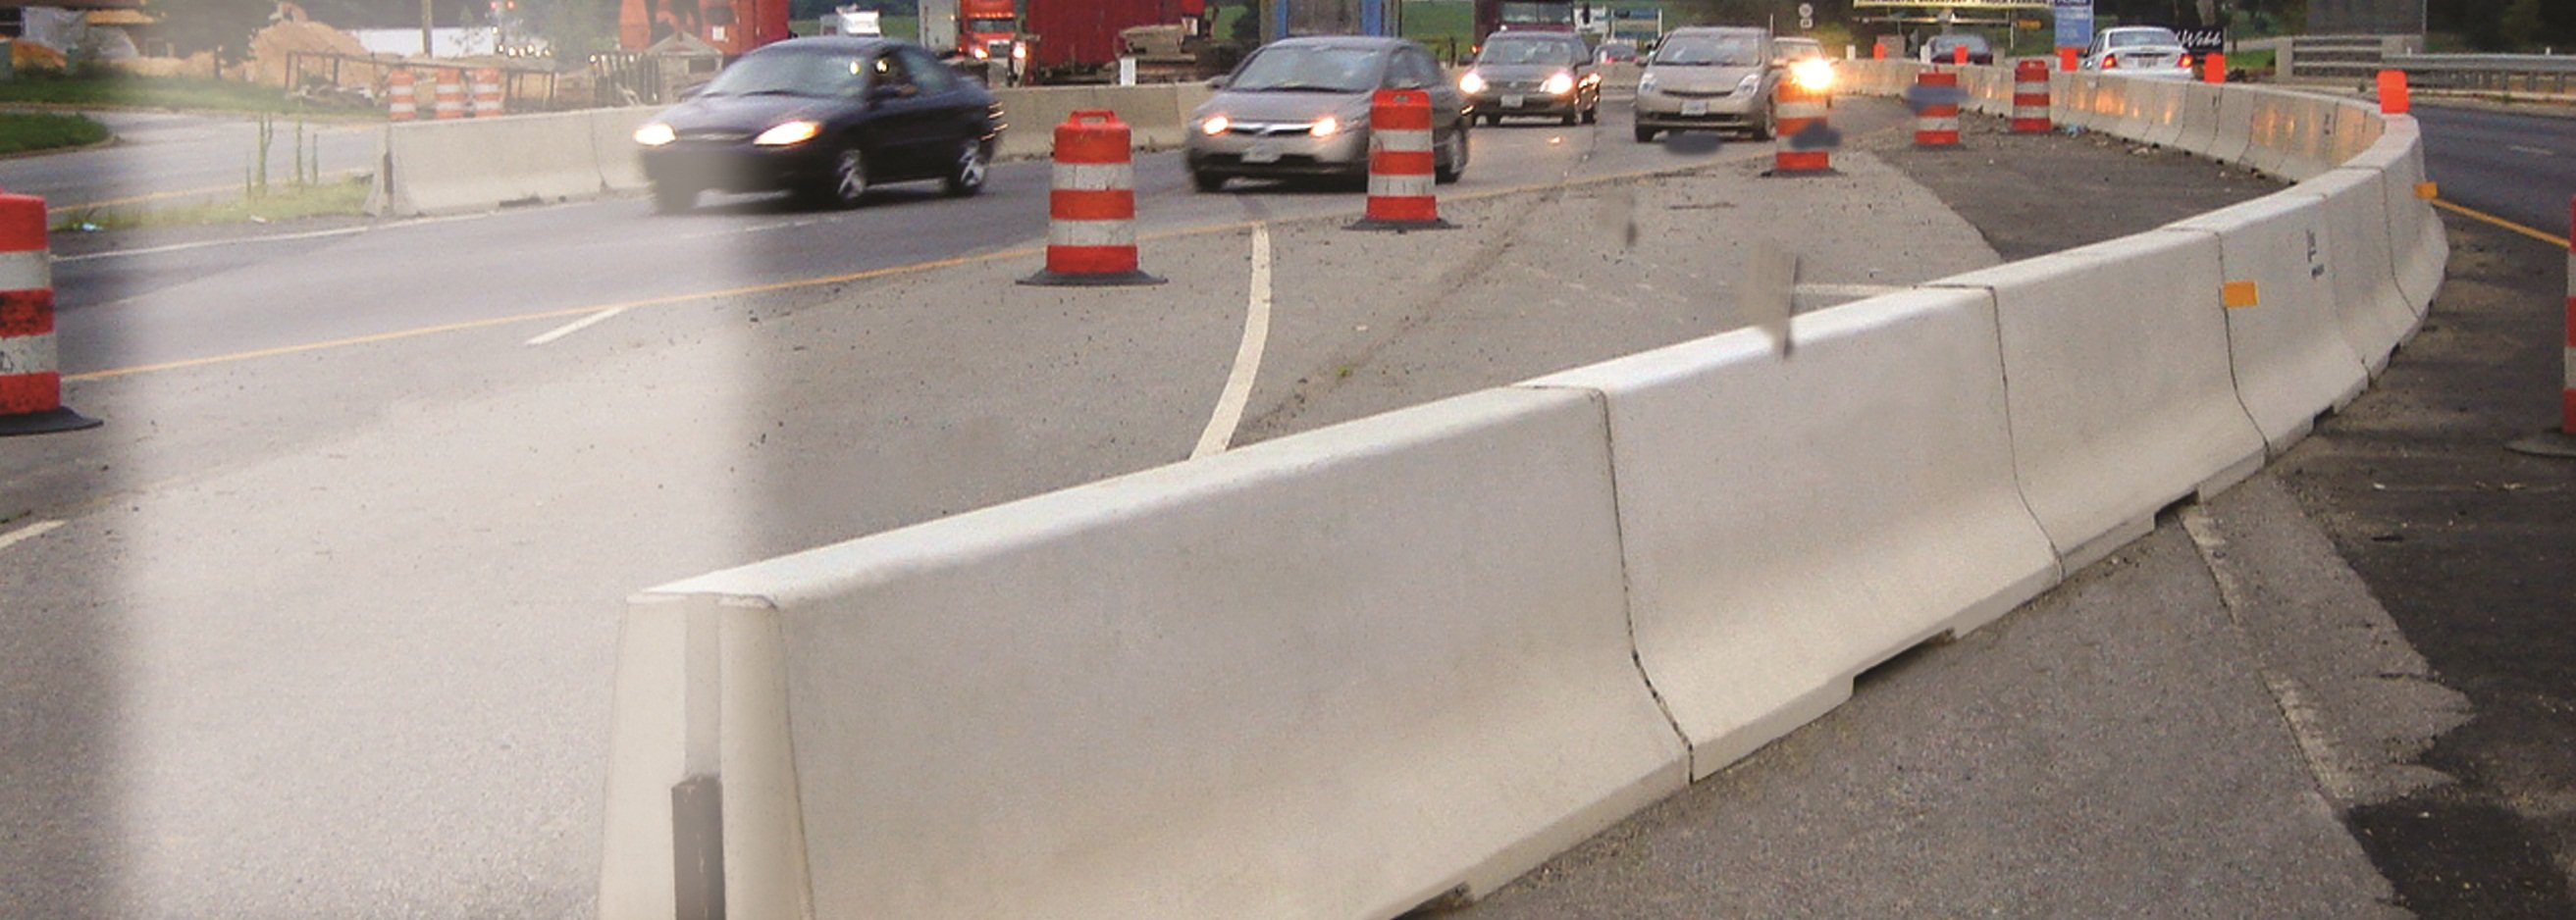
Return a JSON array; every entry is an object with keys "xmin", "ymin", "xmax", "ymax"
[
  {"xmin": 54, "ymin": 176, "xmax": 372, "ymax": 231},
  {"xmin": 0, "ymin": 112, "xmax": 110, "ymax": 155},
  {"xmin": 0, "ymin": 72, "xmax": 379, "ymax": 118}
]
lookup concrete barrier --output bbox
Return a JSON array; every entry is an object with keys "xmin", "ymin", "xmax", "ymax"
[
  {"xmin": 2273, "ymin": 93, "xmax": 2342, "ymax": 180},
  {"xmin": 2329, "ymin": 100, "xmax": 2384, "ymax": 165},
  {"xmin": 2166, "ymin": 193, "xmax": 2371, "ymax": 454},
  {"xmin": 2352, "ymin": 118, "xmax": 2448, "ymax": 315},
  {"xmin": 2172, "ymin": 82, "xmax": 2225, "ymax": 158},
  {"xmin": 599, "ymin": 388, "xmax": 1689, "ymax": 920},
  {"xmin": 369, "ymin": 109, "xmax": 605, "ymax": 217},
  {"xmin": 2304, "ymin": 165, "xmax": 2418, "ymax": 373},
  {"xmin": 2132, "ymin": 79, "xmax": 2188, "ymax": 148},
  {"xmin": 1930, "ymin": 231, "xmax": 2267, "ymax": 570},
  {"xmin": 589, "ymin": 106, "xmax": 658, "ymax": 193},
  {"xmin": 1527, "ymin": 288, "xmax": 2060, "ymax": 780},
  {"xmin": 2207, "ymin": 85, "xmax": 2257, "ymax": 166},
  {"xmin": 992, "ymin": 84, "xmax": 1194, "ymax": 160}
]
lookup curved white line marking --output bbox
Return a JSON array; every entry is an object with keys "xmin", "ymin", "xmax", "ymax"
[{"xmin": 1192, "ymin": 224, "xmax": 1273, "ymax": 460}]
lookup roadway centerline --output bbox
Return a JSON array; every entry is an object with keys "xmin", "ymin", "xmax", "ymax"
[
  {"xmin": 2431, "ymin": 198, "xmax": 2569, "ymax": 248},
  {"xmin": 525, "ymin": 307, "xmax": 631, "ymax": 346},
  {"xmin": 0, "ymin": 519, "xmax": 64, "ymax": 554},
  {"xmin": 1192, "ymin": 223, "xmax": 1274, "ymax": 460}
]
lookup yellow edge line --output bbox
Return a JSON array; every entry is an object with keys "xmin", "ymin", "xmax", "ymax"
[
  {"xmin": 2431, "ymin": 198, "xmax": 2569, "ymax": 249},
  {"xmin": 61, "ymin": 150, "xmax": 1787, "ymax": 383}
]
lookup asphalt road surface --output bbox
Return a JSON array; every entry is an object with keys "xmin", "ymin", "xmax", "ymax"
[{"xmin": 2411, "ymin": 105, "xmax": 2575, "ymax": 238}]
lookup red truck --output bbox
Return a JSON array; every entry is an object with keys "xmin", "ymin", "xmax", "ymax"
[
  {"xmin": 618, "ymin": 0, "xmax": 792, "ymax": 56},
  {"xmin": 1473, "ymin": 0, "xmax": 1577, "ymax": 47},
  {"xmin": 957, "ymin": 0, "xmax": 1026, "ymax": 72}
]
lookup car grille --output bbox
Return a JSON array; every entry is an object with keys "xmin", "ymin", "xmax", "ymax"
[
  {"xmin": 1488, "ymin": 77, "xmax": 1545, "ymax": 92},
  {"xmin": 676, "ymin": 128, "xmax": 753, "ymax": 142},
  {"xmin": 1221, "ymin": 122, "xmax": 1323, "ymax": 137},
  {"xmin": 1658, "ymin": 86, "xmax": 1736, "ymax": 98}
]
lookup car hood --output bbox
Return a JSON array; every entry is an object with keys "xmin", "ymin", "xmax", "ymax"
[
  {"xmin": 654, "ymin": 94, "xmax": 836, "ymax": 134},
  {"xmin": 1471, "ymin": 63, "xmax": 1578, "ymax": 80},
  {"xmin": 1643, "ymin": 64, "xmax": 1761, "ymax": 92},
  {"xmin": 1195, "ymin": 89, "xmax": 1371, "ymax": 124}
]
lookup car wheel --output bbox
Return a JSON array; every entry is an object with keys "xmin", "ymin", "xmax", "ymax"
[
  {"xmin": 943, "ymin": 137, "xmax": 989, "ymax": 196},
  {"xmin": 1634, "ymin": 125, "xmax": 1657, "ymax": 143},
  {"xmin": 1483, "ymin": 113, "xmax": 1500, "ymax": 127},
  {"xmin": 651, "ymin": 183, "xmax": 697, "ymax": 214},
  {"xmin": 1191, "ymin": 169, "xmax": 1227, "ymax": 193},
  {"xmin": 1435, "ymin": 125, "xmax": 1468, "ymax": 183},
  {"xmin": 812, "ymin": 145, "xmax": 867, "ymax": 209}
]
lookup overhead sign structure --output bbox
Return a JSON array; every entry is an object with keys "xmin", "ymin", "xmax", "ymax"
[{"xmin": 2052, "ymin": 0, "xmax": 2092, "ymax": 49}]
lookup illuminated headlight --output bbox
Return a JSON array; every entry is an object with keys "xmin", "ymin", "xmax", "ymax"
[
  {"xmin": 1012, "ymin": 42, "xmax": 1028, "ymax": 60},
  {"xmin": 1458, "ymin": 71, "xmax": 1487, "ymax": 94},
  {"xmin": 754, "ymin": 120, "xmax": 821, "ymax": 146},
  {"xmin": 1790, "ymin": 59, "xmax": 1835, "ymax": 92},
  {"xmin": 1309, "ymin": 115, "xmax": 1340, "ymax": 137},
  {"xmin": 971, "ymin": 45, "xmax": 989, "ymax": 59},
  {"xmin": 1636, "ymin": 72, "xmax": 1657, "ymax": 93},
  {"xmin": 1735, "ymin": 72, "xmax": 1762, "ymax": 95},
  {"xmin": 1543, "ymin": 72, "xmax": 1575, "ymax": 95},
  {"xmin": 633, "ymin": 122, "xmax": 676, "ymax": 146},
  {"xmin": 1200, "ymin": 114, "xmax": 1231, "ymax": 135}
]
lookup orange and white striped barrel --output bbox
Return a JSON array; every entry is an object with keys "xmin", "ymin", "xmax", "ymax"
[
  {"xmin": 1772, "ymin": 78, "xmax": 1831, "ymax": 175},
  {"xmin": 2562, "ymin": 195, "xmax": 2574, "ymax": 434},
  {"xmin": 2011, "ymin": 59, "xmax": 2051, "ymax": 133},
  {"xmin": 387, "ymin": 68, "xmax": 418, "ymax": 121},
  {"xmin": 1915, "ymin": 71, "xmax": 1961, "ymax": 148},
  {"xmin": 433, "ymin": 68, "xmax": 466, "ymax": 120},
  {"xmin": 470, "ymin": 68, "xmax": 503, "ymax": 117},
  {"xmin": 0, "ymin": 193, "xmax": 99, "ymax": 436},
  {"xmin": 1020, "ymin": 110, "xmax": 1164, "ymax": 287},
  {"xmin": 1349, "ymin": 88, "xmax": 1451, "ymax": 231}
]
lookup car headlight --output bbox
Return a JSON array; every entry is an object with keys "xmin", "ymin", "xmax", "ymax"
[
  {"xmin": 754, "ymin": 120, "xmax": 821, "ymax": 146},
  {"xmin": 1637, "ymin": 72, "xmax": 1657, "ymax": 93},
  {"xmin": 1789, "ymin": 59, "xmax": 1835, "ymax": 93},
  {"xmin": 633, "ymin": 122, "xmax": 676, "ymax": 147},
  {"xmin": 1459, "ymin": 71, "xmax": 1487, "ymax": 94},
  {"xmin": 971, "ymin": 45, "xmax": 989, "ymax": 59},
  {"xmin": 1543, "ymin": 72, "xmax": 1575, "ymax": 95},
  {"xmin": 1736, "ymin": 72, "xmax": 1762, "ymax": 95},
  {"xmin": 1200, "ymin": 114, "xmax": 1230, "ymax": 136},
  {"xmin": 1012, "ymin": 43, "xmax": 1028, "ymax": 60},
  {"xmin": 1309, "ymin": 115, "xmax": 1340, "ymax": 137}
]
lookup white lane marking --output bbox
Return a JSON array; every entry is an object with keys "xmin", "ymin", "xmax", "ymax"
[
  {"xmin": 524, "ymin": 307, "xmax": 630, "ymax": 346},
  {"xmin": 0, "ymin": 519, "xmax": 65, "ymax": 553},
  {"xmin": 1192, "ymin": 224, "xmax": 1273, "ymax": 460},
  {"xmin": 51, "ymin": 212, "xmax": 490, "ymax": 264},
  {"xmin": 2180, "ymin": 505, "xmax": 2363, "ymax": 806},
  {"xmin": 2509, "ymin": 144, "xmax": 2555, "ymax": 158}
]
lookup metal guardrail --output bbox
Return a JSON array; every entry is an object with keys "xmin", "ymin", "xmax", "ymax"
[{"xmin": 2385, "ymin": 53, "xmax": 2576, "ymax": 93}]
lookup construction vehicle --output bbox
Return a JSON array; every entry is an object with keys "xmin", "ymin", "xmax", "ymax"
[{"xmin": 617, "ymin": 0, "xmax": 792, "ymax": 57}]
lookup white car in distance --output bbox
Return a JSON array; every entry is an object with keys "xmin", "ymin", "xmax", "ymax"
[{"xmin": 2082, "ymin": 26, "xmax": 2196, "ymax": 79}]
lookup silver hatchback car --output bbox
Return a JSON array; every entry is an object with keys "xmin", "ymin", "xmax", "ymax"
[
  {"xmin": 1633, "ymin": 26, "xmax": 1780, "ymax": 142},
  {"xmin": 1185, "ymin": 35, "xmax": 1469, "ymax": 192}
]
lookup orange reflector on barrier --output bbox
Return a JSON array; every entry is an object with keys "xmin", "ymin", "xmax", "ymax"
[{"xmin": 2222, "ymin": 281, "xmax": 2260, "ymax": 309}]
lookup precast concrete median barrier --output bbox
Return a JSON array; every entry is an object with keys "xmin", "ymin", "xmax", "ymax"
[
  {"xmin": 367, "ymin": 110, "xmax": 605, "ymax": 217},
  {"xmin": 991, "ymin": 84, "xmax": 1192, "ymax": 160},
  {"xmin": 2166, "ymin": 192, "xmax": 2371, "ymax": 455},
  {"xmin": 1931, "ymin": 231, "xmax": 2267, "ymax": 570},
  {"xmin": 599, "ymin": 388, "xmax": 1689, "ymax": 920},
  {"xmin": 1526, "ymin": 288, "xmax": 2060, "ymax": 780},
  {"xmin": 2342, "ymin": 118, "xmax": 2448, "ymax": 316},
  {"xmin": 2132, "ymin": 79, "xmax": 2188, "ymax": 148},
  {"xmin": 589, "ymin": 106, "xmax": 659, "ymax": 193},
  {"xmin": 2329, "ymin": 100, "xmax": 2384, "ymax": 166},
  {"xmin": 2306, "ymin": 165, "xmax": 2419, "ymax": 373},
  {"xmin": 2174, "ymin": 82, "xmax": 2225, "ymax": 156},
  {"xmin": 2208, "ymin": 85, "xmax": 2258, "ymax": 166}
]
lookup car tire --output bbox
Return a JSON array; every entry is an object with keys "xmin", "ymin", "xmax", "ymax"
[
  {"xmin": 1751, "ymin": 105, "xmax": 1775, "ymax": 141},
  {"xmin": 1435, "ymin": 125, "xmax": 1468, "ymax": 183},
  {"xmin": 650, "ymin": 183, "xmax": 697, "ymax": 214},
  {"xmin": 943, "ymin": 137, "xmax": 990, "ymax": 196},
  {"xmin": 810, "ymin": 144, "xmax": 867, "ymax": 209},
  {"xmin": 1634, "ymin": 125, "xmax": 1657, "ymax": 143},
  {"xmin": 1483, "ymin": 113, "xmax": 1500, "ymax": 127},
  {"xmin": 1191, "ymin": 169, "xmax": 1227, "ymax": 193}
]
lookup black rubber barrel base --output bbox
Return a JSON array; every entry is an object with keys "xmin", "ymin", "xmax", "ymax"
[
  {"xmin": 1019, "ymin": 270, "xmax": 1168, "ymax": 287},
  {"xmin": 1345, "ymin": 218, "xmax": 1457, "ymax": 232},
  {"xmin": 0, "ymin": 407, "xmax": 103, "ymax": 437}
]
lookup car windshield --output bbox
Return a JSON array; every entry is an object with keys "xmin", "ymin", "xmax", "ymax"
[
  {"xmin": 1480, "ymin": 36, "xmax": 1579, "ymax": 66},
  {"xmin": 1653, "ymin": 34, "xmax": 1761, "ymax": 67},
  {"xmin": 965, "ymin": 18, "xmax": 1014, "ymax": 32},
  {"xmin": 699, "ymin": 48, "xmax": 867, "ymax": 97},
  {"xmin": 2107, "ymin": 28, "xmax": 2181, "ymax": 49},
  {"xmin": 1230, "ymin": 45, "xmax": 1383, "ymax": 92}
]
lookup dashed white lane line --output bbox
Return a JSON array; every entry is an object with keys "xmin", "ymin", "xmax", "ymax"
[
  {"xmin": 524, "ymin": 307, "xmax": 631, "ymax": 346},
  {"xmin": 1192, "ymin": 224, "xmax": 1274, "ymax": 460},
  {"xmin": 2508, "ymin": 144, "xmax": 2556, "ymax": 158},
  {"xmin": 0, "ymin": 519, "xmax": 65, "ymax": 554}
]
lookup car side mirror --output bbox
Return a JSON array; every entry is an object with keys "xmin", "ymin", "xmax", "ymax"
[{"xmin": 1207, "ymin": 75, "xmax": 1230, "ymax": 89}]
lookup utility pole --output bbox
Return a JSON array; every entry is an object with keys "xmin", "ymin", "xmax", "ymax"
[{"xmin": 422, "ymin": 0, "xmax": 434, "ymax": 57}]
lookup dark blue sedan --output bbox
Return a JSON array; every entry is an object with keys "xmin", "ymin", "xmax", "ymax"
[{"xmin": 633, "ymin": 36, "xmax": 1005, "ymax": 212}]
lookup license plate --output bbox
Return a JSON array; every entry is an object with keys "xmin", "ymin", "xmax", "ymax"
[
  {"xmin": 1243, "ymin": 142, "xmax": 1282, "ymax": 164},
  {"xmin": 1681, "ymin": 100, "xmax": 1709, "ymax": 116},
  {"xmin": 1501, "ymin": 93, "xmax": 1525, "ymax": 108}
]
